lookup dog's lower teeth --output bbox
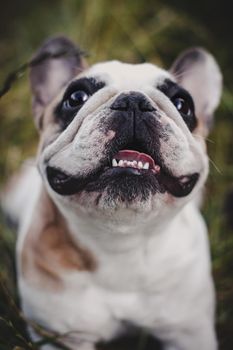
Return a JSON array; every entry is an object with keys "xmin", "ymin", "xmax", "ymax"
[
  {"xmin": 112, "ymin": 159, "xmax": 118, "ymax": 166},
  {"xmin": 111, "ymin": 158, "xmax": 155, "ymax": 171},
  {"xmin": 138, "ymin": 161, "xmax": 143, "ymax": 169},
  {"xmin": 111, "ymin": 158, "xmax": 161, "ymax": 173}
]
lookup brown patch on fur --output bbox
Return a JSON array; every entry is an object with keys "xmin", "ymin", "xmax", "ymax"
[
  {"xmin": 193, "ymin": 119, "xmax": 208, "ymax": 152},
  {"xmin": 21, "ymin": 189, "xmax": 96, "ymax": 289}
]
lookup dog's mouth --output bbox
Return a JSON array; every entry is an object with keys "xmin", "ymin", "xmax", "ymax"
[
  {"xmin": 111, "ymin": 150, "xmax": 161, "ymax": 174},
  {"xmin": 46, "ymin": 140, "xmax": 199, "ymax": 199}
]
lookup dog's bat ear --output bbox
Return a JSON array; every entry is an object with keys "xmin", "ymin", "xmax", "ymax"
[
  {"xmin": 170, "ymin": 48, "xmax": 222, "ymax": 135},
  {"xmin": 30, "ymin": 36, "xmax": 87, "ymax": 127}
]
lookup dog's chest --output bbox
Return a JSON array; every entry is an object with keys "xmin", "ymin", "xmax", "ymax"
[{"xmin": 20, "ymin": 207, "xmax": 210, "ymax": 340}]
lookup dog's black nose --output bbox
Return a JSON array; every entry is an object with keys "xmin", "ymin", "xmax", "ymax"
[{"xmin": 110, "ymin": 92, "xmax": 155, "ymax": 112}]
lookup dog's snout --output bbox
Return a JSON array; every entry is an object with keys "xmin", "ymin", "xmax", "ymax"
[
  {"xmin": 109, "ymin": 91, "xmax": 159, "ymax": 143},
  {"xmin": 110, "ymin": 92, "xmax": 155, "ymax": 112}
]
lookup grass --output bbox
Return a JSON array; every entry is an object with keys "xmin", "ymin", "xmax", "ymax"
[{"xmin": 0, "ymin": 1, "xmax": 233, "ymax": 349}]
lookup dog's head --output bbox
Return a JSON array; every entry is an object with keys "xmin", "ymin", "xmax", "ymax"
[{"xmin": 30, "ymin": 36, "xmax": 222, "ymax": 222}]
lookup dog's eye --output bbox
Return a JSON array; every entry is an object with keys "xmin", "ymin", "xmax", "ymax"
[
  {"xmin": 173, "ymin": 97, "xmax": 191, "ymax": 116},
  {"xmin": 63, "ymin": 90, "xmax": 89, "ymax": 110},
  {"xmin": 172, "ymin": 96, "xmax": 196, "ymax": 131},
  {"xmin": 55, "ymin": 77, "xmax": 106, "ymax": 130},
  {"xmin": 58, "ymin": 90, "xmax": 89, "ymax": 129},
  {"xmin": 158, "ymin": 79, "xmax": 197, "ymax": 132}
]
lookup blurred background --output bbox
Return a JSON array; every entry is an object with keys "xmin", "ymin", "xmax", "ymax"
[{"xmin": 0, "ymin": 0, "xmax": 232, "ymax": 349}]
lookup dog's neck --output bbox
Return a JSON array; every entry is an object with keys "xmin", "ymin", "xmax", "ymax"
[{"xmin": 52, "ymin": 191, "xmax": 186, "ymax": 256}]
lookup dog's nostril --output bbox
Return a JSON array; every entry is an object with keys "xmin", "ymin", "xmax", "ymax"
[
  {"xmin": 110, "ymin": 98, "xmax": 129, "ymax": 111},
  {"xmin": 138, "ymin": 99, "xmax": 155, "ymax": 112}
]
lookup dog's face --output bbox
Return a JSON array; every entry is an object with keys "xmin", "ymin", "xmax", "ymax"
[{"xmin": 30, "ymin": 37, "xmax": 222, "ymax": 222}]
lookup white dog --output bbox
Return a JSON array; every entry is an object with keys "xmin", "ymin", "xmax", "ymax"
[{"xmin": 2, "ymin": 36, "xmax": 222, "ymax": 350}]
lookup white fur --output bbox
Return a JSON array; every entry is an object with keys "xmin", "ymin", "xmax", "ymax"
[
  {"xmin": 7, "ymin": 59, "xmax": 220, "ymax": 350},
  {"xmin": 17, "ymin": 170, "xmax": 216, "ymax": 350}
]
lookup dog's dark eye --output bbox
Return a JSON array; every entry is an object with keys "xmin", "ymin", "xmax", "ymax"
[
  {"xmin": 173, "ymin": 97, "xmax": 191, "ymax": 116},
  {"xmin": 58, "ymin": 90, "xmax": 90, "ymax": 129},
  {"xmin": 63, "ymin": 90, "xmax": 89, "ymax": 110},
  {"xmin": 172, "ymin": 95, "xmax": 196, "ymax": 131},
  {"xmin": 55, "ymin": 77, "xmax": 106, "ymax": 130},
  {"xmin": 158, "ymin": 79, "xmax": 197, "ymax": 132}
]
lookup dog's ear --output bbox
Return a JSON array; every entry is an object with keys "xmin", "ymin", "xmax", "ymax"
[
  {"xmin": 170, "ymin": 48, "xmax": 222, "ymax": 135},
  {"xmin": 30, "ymin": 36, "xmax": 86, "ymax": 128}
]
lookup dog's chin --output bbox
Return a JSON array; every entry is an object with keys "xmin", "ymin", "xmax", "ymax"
[{"xmin": 46, "ymin": 162, "xmax": 199, "ymax": 205}]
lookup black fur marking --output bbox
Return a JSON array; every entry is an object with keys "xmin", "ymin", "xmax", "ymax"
[
  {"xmin": 55, "ymin": 77, "xmax": 105, "ymax": 129},
  {"xmin": 86, "ymin": 168, "xmax": 164, "ymax": 202},
  {"xmin": 158, "ymin": 78, "xmax": 197, "ymax": 131}
]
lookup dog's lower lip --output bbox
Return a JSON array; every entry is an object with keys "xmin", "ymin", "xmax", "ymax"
[
  {"xmin": 46, "ymin": 164, "xmax": 199, "ymax": 198},
  {"xmin": 46, "ymin": 166, "xmax": 80, "ymax": 195},
  {"xmin": 158, "ymin": 172, "xmax": 199, "ymax": 197}
]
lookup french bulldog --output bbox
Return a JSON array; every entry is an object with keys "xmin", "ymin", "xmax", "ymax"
[{"xmin": 2, "ymin": 36, "xmax": 222, "ymax": 350}]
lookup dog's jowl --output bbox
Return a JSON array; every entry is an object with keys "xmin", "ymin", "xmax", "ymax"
[{"xmin": 2, "ymin": 37, "xmax": 222, "ymax": 350}]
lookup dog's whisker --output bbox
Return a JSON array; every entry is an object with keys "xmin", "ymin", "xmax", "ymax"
[
  {"xmin": 193, "ymin": 134, "xmax": 215, "ymax": 144},
  {"xmin": 208, "ymin": 157, "xmax": 222, "ymax": 174},
  {"xmin": 205, "ymin": 137, "xmax": 215, "ymax": 144},
  {"xmin": 193, "ymin": 135, "xmax": 220, "ymax": 173}
]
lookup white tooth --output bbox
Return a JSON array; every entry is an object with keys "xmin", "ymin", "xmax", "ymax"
[
  {"xmin": 112, "ymin": 159, "xmax": 118, "ymax": 167},
  {"xmin": 132, "ymin": 161, "xmax": 137, "ymax": 167},
  {"xmin": 138, "ymin": 161, "xmax": 143, "ymax": 169},
  {"xmin": 143, "ymin": 162, "xmax": 149, "ymax": 169},
  {"xmin": 119, "ymin": 160, "xmax": 124, "ymax": 167}
]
